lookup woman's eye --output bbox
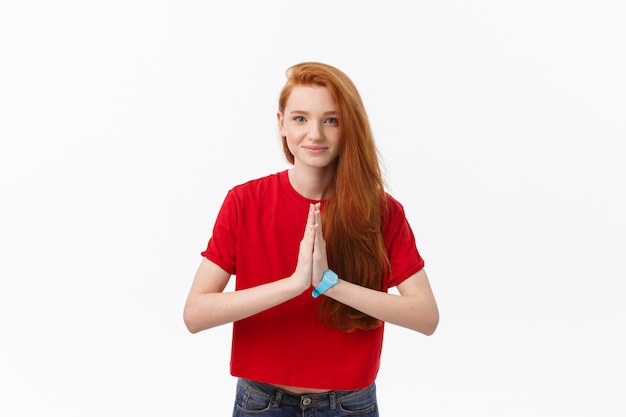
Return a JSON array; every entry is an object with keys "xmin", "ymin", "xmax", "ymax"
[
  {"xmin": 294, "ymin": 116, "xmax": 305, "ymax": 122},
  {"xmin": 325, "ymin": 117, "xmax": 338, "ymax": 125}
]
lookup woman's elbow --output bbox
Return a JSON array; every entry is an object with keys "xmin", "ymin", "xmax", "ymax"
[
  {"xmin": 183, "ymin": 306, "xmax": 204, "ymax": 334},
  {"xmin": 422, "ymin": 317, "xmax": 439, "ymax": 336},
  {"xmin": 418, "ymin": 307, "xmax": 439, "ymax": 336}
]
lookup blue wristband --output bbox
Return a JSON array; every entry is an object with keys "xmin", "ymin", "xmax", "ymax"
[{"xmin": 312, "ymin": 269, "xmax": 339, "ymax": 298}]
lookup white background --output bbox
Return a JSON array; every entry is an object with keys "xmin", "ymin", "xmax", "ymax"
[{"xmin": 1, "ymin": 1, "xmax": 625, "ymax": 415}]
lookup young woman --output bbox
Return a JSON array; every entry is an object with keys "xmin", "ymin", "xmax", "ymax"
[{"xmin": 184, "ymin": 62, "xmax": 439, "ymax": 416}]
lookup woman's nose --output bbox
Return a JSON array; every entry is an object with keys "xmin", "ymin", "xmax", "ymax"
[{"xmin": 307, "ymin": 122, "xmax": 323, "ymax": 141}]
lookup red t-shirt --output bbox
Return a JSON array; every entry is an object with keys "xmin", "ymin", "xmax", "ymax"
[{"xmin": 201, "ymin": 170, "xmax": 424, "ymax": 390}]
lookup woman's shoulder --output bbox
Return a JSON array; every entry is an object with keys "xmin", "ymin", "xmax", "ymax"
[
  {"xmin": 229, "ymin": 170, "xmax": 287, "ymax": 194},
  {"xmin": 383, "ymin": 192, "xmax": 406, "ymax": 213},
  {"xmin": 381, "ymin": 192, "xmax": 411, "ymax": 226}
]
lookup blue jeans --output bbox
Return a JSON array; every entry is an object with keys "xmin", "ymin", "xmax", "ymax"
[{"xmin": 232, "ymin": 378, "xmax": 379, "ymax": 416}]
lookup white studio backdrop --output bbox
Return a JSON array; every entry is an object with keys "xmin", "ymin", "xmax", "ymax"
[{"xmin": 1, "ymin": 1, "xmax": 625, "ymax": 416}]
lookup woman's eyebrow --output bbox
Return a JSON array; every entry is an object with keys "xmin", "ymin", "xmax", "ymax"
[{"xmin": 289, "ymin": 110, "xmax": 337, "ymax": 115}]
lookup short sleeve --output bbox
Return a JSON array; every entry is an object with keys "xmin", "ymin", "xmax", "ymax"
[
  {"xmin": 383, "ymin": 195, "xmax": 425, "ymax": 288},
  {"xmin": 200, "ymin": 189, "xmax": 239, "ymax": 275}
]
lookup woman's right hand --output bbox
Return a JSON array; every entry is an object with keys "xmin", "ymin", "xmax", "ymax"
[{"xmin": 291, "ymin": 203, "xmax": 316, "ymax": 293}]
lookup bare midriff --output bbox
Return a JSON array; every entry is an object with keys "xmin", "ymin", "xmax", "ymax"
[{"xmin": 270, "ymin": 383, "xmax": 331, "ymax": 394}]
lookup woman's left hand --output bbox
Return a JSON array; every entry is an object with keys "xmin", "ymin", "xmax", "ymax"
[{"xmin": 312, "ymin": 203, "xmax": 329, "ymax": 288}]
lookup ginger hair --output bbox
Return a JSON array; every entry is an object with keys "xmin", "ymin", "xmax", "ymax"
[{"xmin": 278, "ymin": 62, "xmax": 390, "ymax": 331}]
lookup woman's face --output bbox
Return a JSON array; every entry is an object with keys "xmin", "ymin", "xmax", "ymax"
[{"xmin": 278, "ymin": 85, "xmax": 342, "ymax": 171}]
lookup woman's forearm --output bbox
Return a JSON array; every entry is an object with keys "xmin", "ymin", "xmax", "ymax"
[
  {"xmin": 184, "ymin": 276, "xmax": 305, "ymax": 333},
  {"xmin": 323, "ymin": 270, "xmax": 439, "ymax": 335}
]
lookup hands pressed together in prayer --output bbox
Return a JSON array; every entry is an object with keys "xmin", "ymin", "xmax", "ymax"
[{"xmin": 293, "ymin": 203, "xmax": 330, "ymax": 293}]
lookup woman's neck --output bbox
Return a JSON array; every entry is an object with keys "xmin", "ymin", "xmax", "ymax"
[{"xmin": 288, "ymin": 165, "xmax": 335, "ymax": 201}]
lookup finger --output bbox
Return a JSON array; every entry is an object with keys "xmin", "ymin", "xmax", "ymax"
[
  {"xmin": 308, "ymin": 203, "xmax": 314, "ymax": 224},
  {"xmin": 303, "ymin": 204, "xmax": 316, "ymax": 244},
  {"xmin": 315, "ymin": 203, "xmax": 323, "ymax": 235},
  {"xmin": 313, "ymin": 215, "xmax": 325, "ymax": 255}
]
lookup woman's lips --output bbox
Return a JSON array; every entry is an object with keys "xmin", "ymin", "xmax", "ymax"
[{"xmin": 303, "ymin": 146, "xmax": 327, "ymax": 153}]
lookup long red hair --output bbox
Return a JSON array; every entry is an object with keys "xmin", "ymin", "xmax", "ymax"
[{"xmin": 278, "ymin": 62, "xmax": 389, "ymax": 332}]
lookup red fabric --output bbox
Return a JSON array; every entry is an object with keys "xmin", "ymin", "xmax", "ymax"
[{"xmin": 201, "ymin": 170, "xmax": 424, "ymax": 390}]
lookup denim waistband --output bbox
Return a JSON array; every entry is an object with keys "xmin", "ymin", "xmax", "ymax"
[{"xmin": 238, "ymin": 378, "xmax": 375, "ymax": 409}]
